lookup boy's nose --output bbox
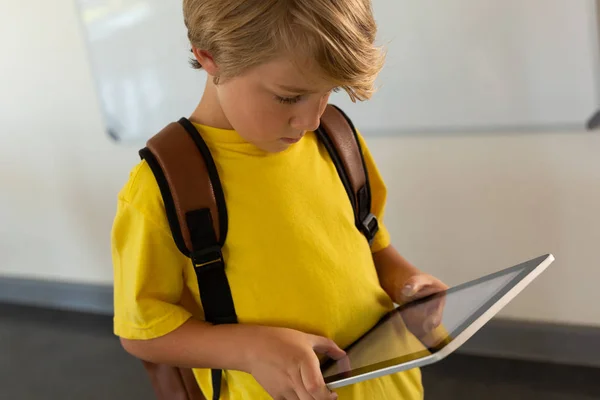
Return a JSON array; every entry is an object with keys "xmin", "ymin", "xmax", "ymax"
[
  {"xmin": 298, "ymin": 118, "xmax": 321, "ymax": 131},
  {"xmin": 291, "ymin": 104, "xmax": 327, "ymax": 132},
  {"xmin": 291, "ymin": 115, "xmax": 321, "ymax": 132},
  {"xmin": 291, "ymin": 94, "xmax": 330, "ymax": 132}
]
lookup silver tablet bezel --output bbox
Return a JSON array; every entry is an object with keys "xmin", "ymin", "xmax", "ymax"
[{"xmin": 325, "ymin": 253, "xmax": 555, "ymax": 389}]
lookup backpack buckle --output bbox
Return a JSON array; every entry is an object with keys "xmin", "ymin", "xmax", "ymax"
[
  {"xmin": 360, "ymin": 213, "xmax": 379, "ymax": 245},
  {"xmin": 191, "ymin": 246, "xmax": 223, "ymax": 270}
]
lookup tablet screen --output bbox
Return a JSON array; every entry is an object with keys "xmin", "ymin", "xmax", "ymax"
[{"xmin": 322, "ymin": 256, "xmax": 546, "ymax": 383}]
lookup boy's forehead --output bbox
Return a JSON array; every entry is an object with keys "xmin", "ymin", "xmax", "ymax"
[{"xmin": 253, "ymin": 55, "xmax": 332, "ymax": 92}]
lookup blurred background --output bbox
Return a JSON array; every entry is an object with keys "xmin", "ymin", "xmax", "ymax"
[{"xmin": 1, "ymin": 0, "xmax": 600, "ymax": 399}]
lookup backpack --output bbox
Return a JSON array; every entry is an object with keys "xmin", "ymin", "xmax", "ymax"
[{"xmin": 137, "ymin": 104, "xmax": 380, "ymax": 400}]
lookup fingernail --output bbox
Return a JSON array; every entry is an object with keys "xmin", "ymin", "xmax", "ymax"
[{"xmin": 402, "ymin": 284, "xmax": 415, "ymax": 297}]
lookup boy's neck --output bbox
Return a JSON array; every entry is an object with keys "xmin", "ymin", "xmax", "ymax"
[{"xmin": 189, "ymin": 77, "xmax": 234, "ymax": 130}]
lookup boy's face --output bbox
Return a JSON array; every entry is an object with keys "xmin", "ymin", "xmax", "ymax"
[{"xmin": 213, "ymin": 56, "xmax": 338, "ymax": 153}]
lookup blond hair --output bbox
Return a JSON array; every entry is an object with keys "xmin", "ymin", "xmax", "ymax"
[{"xmin": 183, "ymin": 0, "xmax": 385, "ymax": 101}]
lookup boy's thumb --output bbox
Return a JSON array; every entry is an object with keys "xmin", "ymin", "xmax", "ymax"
[{"xmin": 401, "ymin": 275, "xmax": 427, "ymax": 298}]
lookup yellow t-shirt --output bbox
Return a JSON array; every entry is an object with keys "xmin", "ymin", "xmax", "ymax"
[{"xmin": 111, "ymin": 123, "xmax": 423, "ymax": 399}]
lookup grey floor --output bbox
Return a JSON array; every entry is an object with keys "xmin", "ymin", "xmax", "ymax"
[{"xmin": 2, "ymin": 302, "xmax": 599, "ymax": 400}]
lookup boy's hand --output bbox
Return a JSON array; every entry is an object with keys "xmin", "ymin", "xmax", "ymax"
[
  {"xmin": 242, "ymin": 326, "xmax": 345, "ymax": 400},
  {"xmin": 395, "ymin": 273, "xmax": 449, "ymax": 337},
  {"xmin": 396, "ymin": 273, "xmax": 448, "ymax": 304}
]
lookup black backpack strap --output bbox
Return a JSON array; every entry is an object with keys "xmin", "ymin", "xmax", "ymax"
[
  {"xmin": 140, "ymin": 117, "xmax": 236, "ymax": 400},
  {"xmin": 316, "ymin": 104, "xmax": 379, "ymax": 245},
  {"xmin": 138, "ymin": 105, "xmax": 375, "ymax": 399}
]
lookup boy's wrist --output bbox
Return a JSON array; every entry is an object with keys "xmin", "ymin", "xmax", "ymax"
[
  {"xmin": 212, "ymin": 323, "xmax": 265, "ymax": 374},
  {"xmin": 373, "ymin": 245, "xmax": 422, "ymax": 302},
  {"xmin": 207, "ymin": 323, "xmax": 252, "ymax": 373}
]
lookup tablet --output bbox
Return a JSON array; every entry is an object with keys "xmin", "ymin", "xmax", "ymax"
[{"xmin": 322, "ymin": 253, "xmax": 555, "ymax": 389}]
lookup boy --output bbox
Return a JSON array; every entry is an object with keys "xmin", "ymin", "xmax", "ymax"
[{"xmin": 111, "ymin": 0, "xmax": 447, "ymax": 399}]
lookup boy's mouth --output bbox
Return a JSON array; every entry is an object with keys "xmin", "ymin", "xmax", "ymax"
[{"xmin": 280, "ymin": 133, "xmax": 305, "ymax": 144}]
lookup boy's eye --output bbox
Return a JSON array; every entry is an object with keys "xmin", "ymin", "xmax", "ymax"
[{"xmin": 275, "ymin": 95, "xmax": 302, "ymax": 105}]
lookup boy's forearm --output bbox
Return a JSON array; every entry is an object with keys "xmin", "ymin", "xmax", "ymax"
[
  {"xmin": 120, "ymin": 318, "xmax": 254, "ymax": 372},
  {"xmin": 373, "ymin": 245, "xmax": 421, "ymax": 301}
]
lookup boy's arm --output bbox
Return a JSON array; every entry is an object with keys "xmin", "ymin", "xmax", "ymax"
[
  {"xmin": 373, "ymin": 245, "xmax": 448, "ymax": 304},
  {"xmin": 113, "ymin": 163, "xmax": 341, "ymax": 399},
  {"xmin": 120, "ymin": 318, "xmax": 251, "ymax": 370},
  {"xmin": 121, "ymin": 319, "xmax": 345, "ymax": 400},
  {"xmin": 373, "ymin": 245, "xmax": 420, "ymax": 302},
  {"xmin": 373, "ymin": 245, "xmax": 448, "ymax": 341},
  {"xmin": 355, "ymin": 130, "xmax": 448, "ymax": 340}
]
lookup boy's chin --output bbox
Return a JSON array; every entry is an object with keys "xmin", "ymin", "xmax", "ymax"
[{"xmin": 253, "ymin": 140, "xmax": 296, "ymax": 153}]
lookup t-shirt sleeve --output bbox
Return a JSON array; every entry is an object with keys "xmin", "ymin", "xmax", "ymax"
[
  {"xmin": 356, "ymin": 130, "xmax": 392, "ymax": 253},
  {"xmin": 111, "ymin": 162, "xmax": 193, "ymax": 340}
]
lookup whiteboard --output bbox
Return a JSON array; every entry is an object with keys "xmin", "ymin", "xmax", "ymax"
[
  {"xmin": 75, "ymin": 0, "xmax": 600, "ymax": 143},
  {"xmin": 331, "ymin": 0, "xmax": 600, "ymax": 134},
  {"xmin": 75, "ymin": 0, "xmax": 206, "ymax": 143}
]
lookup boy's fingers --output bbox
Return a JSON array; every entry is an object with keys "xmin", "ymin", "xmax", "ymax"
[
  {"xmin": 401, "ymin": 275, "xmax": 448, "ymax": 301},
  {"xmin": 424, "ymin": 315, "xmax": 442, "ymax": 332},
  {"xmin": 413, "ymin": 286, "xmax": 439, "ymax": 299},
  {"xmin": 293, "ymin": 385, "xmax": 315, "ymax": 400},
  {"xmin": 336, "ymin": 355, "xmax": 352, "ymax": 374},
  {"xmin": 311, "ymin": 336, "xmax": 346, "ymax": 360},
  {"xmin": 401, "ymin": 275, "xmax": 430, "ymax": 299},
  {"xmin": 300, "ymin": 354, "xmax": 338, "ymax": 400},
  {"xmin": 282, "ymin": 390, "xmax": 301, "ymax": 400}
]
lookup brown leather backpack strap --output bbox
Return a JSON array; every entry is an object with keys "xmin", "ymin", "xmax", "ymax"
[
  {"xmin": 142, "ymin": 119, "xmax": 224, "ymax": 254},
  {"xmin": 143, "ymin": 361, "xmax": 207, "ymax": 400},
  {"xmin": 318, "ymin": 104, "xmax": 379, "ymax": 245},
  {"xmin": 139, "ymin": 117, "xmax": 238, "ymax": 400},
  {"xmin": 141, "ymin": 118, "xmax": 237, "ymax": 326}
]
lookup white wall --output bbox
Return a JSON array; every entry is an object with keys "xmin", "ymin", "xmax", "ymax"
[
  {"xmin": 369, "ymin": 132, "xmax": 600, "ymax": 327},
  {"xmin": 1, "ymin": 0, "xmax": 599, "ymax": 327},
  {"xmin": 0, "ymin": 0, "xmax": 137, "ymax": 285}
]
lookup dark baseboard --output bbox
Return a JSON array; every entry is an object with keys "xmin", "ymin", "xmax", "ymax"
[
  {"xmin": 458, "ymin": 318, "xmax": 600, "ymax": 368},
  {"xmin": 0, "ymin": 276, "xmax": 598, "ymax": 368}
]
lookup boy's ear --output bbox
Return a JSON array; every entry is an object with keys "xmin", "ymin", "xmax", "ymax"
[{"xmin": 192, "ymin": 47, "xmax": 219, "ymax": 76}]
